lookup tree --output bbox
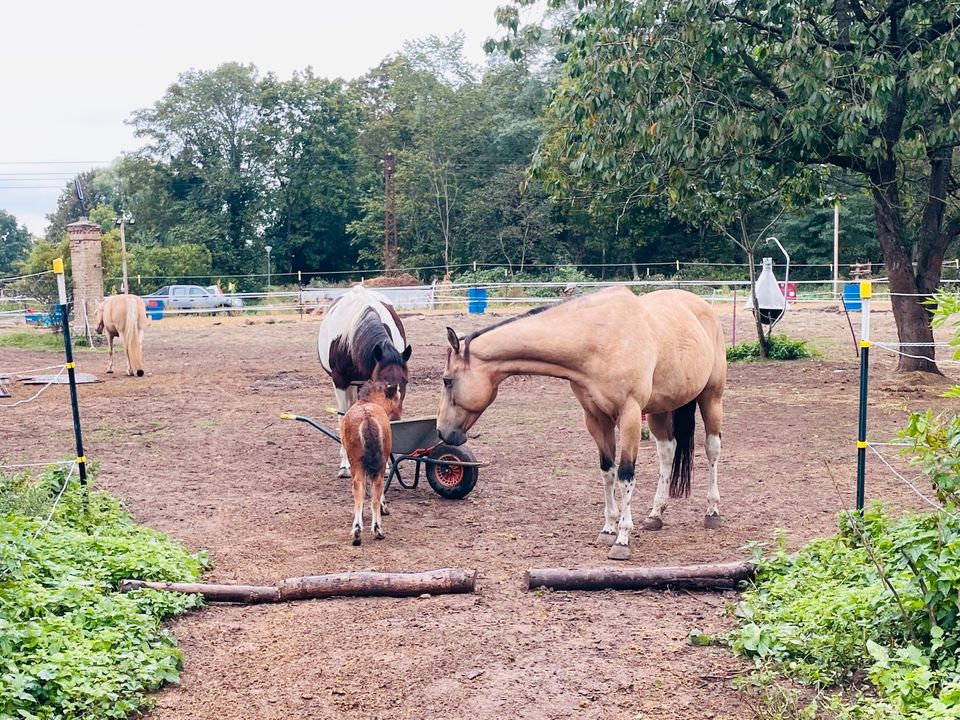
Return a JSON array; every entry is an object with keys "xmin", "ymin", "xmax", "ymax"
[
  {"xmin": 258, "ymin": 70, "xmax": 361, "ymax": 275},
  {"xmin": 511, "ymin": 0, "xmax": 960, "ymax": 372},
  {"xmin": 129, "ymin": 63, "xmax": 269, "ymax": 275},
  {"xmin": 45, "ymin": 169, "xmax": 118, "ymax": 242},
  {"xmin": 0, "ymin": 210, "xmax": 31, "ymax": 277}
]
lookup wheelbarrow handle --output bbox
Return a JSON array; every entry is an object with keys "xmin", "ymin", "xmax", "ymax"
[{"xmin": 280, "ymin": 412, "xmax": 341, "ymax": 445}]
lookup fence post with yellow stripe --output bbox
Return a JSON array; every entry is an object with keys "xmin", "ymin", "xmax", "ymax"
[
  {"xmin": 53, "ymin": 258, "xmax": 88, "ymax": 493},
  {"xmin": 855, "ymin": 280, "xmax": 872, "ymax": 511}
]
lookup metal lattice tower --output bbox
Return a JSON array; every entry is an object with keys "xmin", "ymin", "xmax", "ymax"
[{"xmin": 384, "ymin": 151, "xmax": 397, "ymax": 272}]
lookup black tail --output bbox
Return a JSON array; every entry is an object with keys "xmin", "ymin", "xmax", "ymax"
[
  {"xmin": 668, "ymin": 400, "xmax": 697, "ymax": 499},
  {"xmin": 360, "ymin": 418, "xmax": 385, "ymax": 479}
]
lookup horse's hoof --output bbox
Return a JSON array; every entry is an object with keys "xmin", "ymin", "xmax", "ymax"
[
  {"xmin": 703, "ymin": 514, "xmax": 722, "ymax": 529},
  {"xmin": 374, "ymin": 530, "xmax": 385, "ymax": 540},
  {"xmin": 596, "ymin": 532, "xmax": 617, "ymax": 546},
  {"xmin": 351, "ymin": 529, "xmax": 361, "ymax": 546},
  {"xmin": 338, "ymin": 467, "xmax": 350, "ymax": 479},
  {"xmin": 607, "ymin": 543, "xmax": 631, "ymax": 561},
  {"xmin": 381, "ymin": 505, "xmax": 391, "ymax": 517},
  {"xmin": 106, "ymin": 369, "xmax": 113, "ymax": 374},
  {"xmin": 642, "ymin": 517, "xmax": 664, "ymax": 531}
]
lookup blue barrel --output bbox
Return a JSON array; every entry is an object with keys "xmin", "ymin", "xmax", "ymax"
[
  {"xmin": 467, "ymin": 287, "xmax": 488, "ymax": 314},
  {"xmin": 843, "ymin": 283, "xmax": 862, "ymax": 311},
  {"xmin": 146, "ymin": 299, "xmax": 165, "ymax": 320}
]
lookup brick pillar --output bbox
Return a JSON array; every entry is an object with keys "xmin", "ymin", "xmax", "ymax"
[{"xmin": 67, "ymin": 217, "xmax": 104, "ymax": 340}]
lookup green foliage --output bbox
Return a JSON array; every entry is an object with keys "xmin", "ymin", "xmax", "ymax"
[
  {"xmin": 0, "ymin": 467, "xmax": 205, "ymax": 719},
  {"xmin": 731, "ymin": 507, "xmax": 960, "ymax": 718},
  {"xmin": 0, "ymin": 210, "xmax": 32, "ymax": 277},
  {"xmin": 519, "ymin": 0, "xmax": 960, "ymax": 360},
  {"xmin": 727, "ymin": 335, "xmax": 818, "ymax": 362},
  {"xmin": 125, "ymin": 244, "xmax": 213, "ymax": 294},
  {"xmin": 900, "ymin": 292, "xmax": 960, "ymax": 509}
]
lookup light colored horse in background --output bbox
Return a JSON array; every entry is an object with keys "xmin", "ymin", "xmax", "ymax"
[
  {"xmin": 340, "ymin": 381, "xmax": 403, "ymax": 545},
  {"xmin": 318, "ymin": 285, "xmax": 411, "ymax": 477},
  {"xmin": 94, "ymin": 294, "xmax": 148, "ymax": 377},
  {"xmin": 437, "ymin": 287, "xmax": 727, "ymax": 561}
]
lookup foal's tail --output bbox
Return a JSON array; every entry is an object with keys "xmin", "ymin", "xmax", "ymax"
[
  {"xmin": 359, "ymin": 416, "xmax": 386, "ymax": 479},
  {"xmin": 669, "ymin": 400, "xmax": 697, "ymax": 498},
  {"xmin": 123, "ymin": 297, "xmax": 145, "ymax": 377}
]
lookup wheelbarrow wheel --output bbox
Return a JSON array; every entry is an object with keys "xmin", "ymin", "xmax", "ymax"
[{"xmin": 426, "ymin": 444, "xmax": 478, "ymax": 500}]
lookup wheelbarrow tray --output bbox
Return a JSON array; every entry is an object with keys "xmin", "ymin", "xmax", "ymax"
[
  {"xmin": 390, "ymin": 416, "xmax": 441, "ymax": 455},
  {"xmin": 282, "ymin": 412, "xmax": 487, "ymax": 499}
]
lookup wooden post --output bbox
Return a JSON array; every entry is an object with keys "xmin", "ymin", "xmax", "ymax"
[
  {"xmin": 526, "ymin": 562, "xmax": 755, "ymax": 592},
  {"xmin": 119, "ymin": 568, "xmax": 477, "ymax": 604}
]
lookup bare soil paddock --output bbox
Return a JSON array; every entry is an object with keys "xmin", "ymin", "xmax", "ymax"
[{"xmin": 2, "ymin": 300, "xmax": 957, "ymax": 719}]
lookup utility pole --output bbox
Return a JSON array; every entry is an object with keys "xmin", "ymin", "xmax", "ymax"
[
  {"xmin": 115, "ymin": 213, "xmax": 134, "ymax": 294},
  {"xmin": 833, "ymin": 197, "xmax": 841, "ymax": 300},
  {"xmin": 384, "ymin": 151, "xmax": 397, "ymax": 273}
]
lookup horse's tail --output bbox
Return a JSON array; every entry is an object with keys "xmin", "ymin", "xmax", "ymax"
[
  {"xmin": 359, "ymin": 416, "xmax": 385, "ymax": 479},
  {"xmin": 94, "ymin": 300, "xmax": 105, "ymax": 334},
  {"xmin": 668, "ymin": 399, "xmax": 697, "ymax": 499},
  {"xmin": 123, "ymin": 297, "xmax": 144, "ymax": 377}
]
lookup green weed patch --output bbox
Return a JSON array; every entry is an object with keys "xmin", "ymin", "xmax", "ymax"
[{"xmin": 0, "ymin": 466, "xmax": 205, "ymax": 719}]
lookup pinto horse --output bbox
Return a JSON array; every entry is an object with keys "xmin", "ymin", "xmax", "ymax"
[
  {"xmin": 94, "ymin": 294, "xmax": 148, "ymax": 377},
  {"xmin": 318, "ymin": 285, "xmax": 412, "ymax": 477},
  {"xmin": 340, "ymin": 381, "xmax": 403, "ymax": 545},
  {"xmin": 437, "ymin": 287, "xmax": 727, "ymax": 561}
]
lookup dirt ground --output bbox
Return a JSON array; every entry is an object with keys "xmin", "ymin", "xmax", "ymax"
[{"xmin": 2, "ymin": 298, "xmax": 958, "ymax": 720}]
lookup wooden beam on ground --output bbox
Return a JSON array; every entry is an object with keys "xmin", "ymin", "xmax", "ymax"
[
  {"xmin": 119, "ymin": 568, "xmax": 478, "ymax": 604},
  {"xmin": 526, "ymin": 561, "xmax": 755, "ymax": 592}
]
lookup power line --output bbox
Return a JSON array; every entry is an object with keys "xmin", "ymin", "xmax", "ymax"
[{"xmin": 0, "ymin": 160, "xmax": 111, "ymax": 165}]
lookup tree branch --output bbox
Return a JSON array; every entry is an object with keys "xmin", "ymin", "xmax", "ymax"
[{"xmin": 736, "ymin": 50, "xmax": 789, "ymax": 103}]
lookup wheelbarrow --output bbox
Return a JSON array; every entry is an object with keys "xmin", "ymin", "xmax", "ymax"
[{"xmin": 280, "ymin": 413, "xmax": 486, "ymax": 500}]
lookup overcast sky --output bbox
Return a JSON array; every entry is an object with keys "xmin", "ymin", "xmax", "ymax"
[{"xmin": 0, "ymin": 0, "xmax": 506, "ymax": 236}]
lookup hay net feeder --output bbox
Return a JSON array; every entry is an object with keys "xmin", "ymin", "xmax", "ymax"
[{"xmin": 745, "ymin": 236, "xmax": 791, "ymax": 328}]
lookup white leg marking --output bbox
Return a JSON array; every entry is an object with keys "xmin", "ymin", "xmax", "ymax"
[
  {"xmin": 705, "ymin": 433, "xmax": 721, "ymax": 516},
  {"xmin": 335, "ymin": 386, "xmax": 356, "ymax": 472},
  {"xmin": 615, "ymin": 475, "xmax": 636, "ymax": 546},
  {"xmin": 649, "ymin": 438, "xmax": 676, "ymax": 519},
  {"xmin": 601, "ymin": 467, "xmax": 618, "ymax": 534}
]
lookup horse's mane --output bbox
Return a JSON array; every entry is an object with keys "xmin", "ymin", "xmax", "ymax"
[
  {"xmin": 464, "ymin": 298, "xmax": 572, "ymax": 362},
  {"xmin": 351, "ymin": 307, "xmax": 404, "ymax": 372}
]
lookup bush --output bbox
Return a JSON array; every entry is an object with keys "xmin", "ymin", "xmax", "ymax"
[
  {"xmin": 726, "ymin": 335, "xmax": 819, "ymax": 362},
  {"xmin": 731, "ymin": 506, "xmax": 960, "ymax": 719},
  {"xmin": 0, "ymin": 466, "xmax": 206, "ymax": 720}
]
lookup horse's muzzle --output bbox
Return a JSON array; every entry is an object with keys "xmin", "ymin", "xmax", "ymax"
[{"xmin": 437, "ymin": 427, "xmax": 467, "ymax": 446}]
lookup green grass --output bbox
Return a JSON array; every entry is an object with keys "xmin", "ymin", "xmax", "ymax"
[
  {"xmin": 0, "ymin": 331, "xmax": 97, "ymax": 352},
  {"xmin": 726, "ymin": 335, "xmax": 819, "ymax": 362},
  {"xmin": 0, "ymin": 466, "xmax": 206, "ymax": 719}
]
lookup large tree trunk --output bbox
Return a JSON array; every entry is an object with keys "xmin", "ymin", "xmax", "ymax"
[{"xmin": 871, "ymin": 167, "xmax": 941, "ymax": 374}]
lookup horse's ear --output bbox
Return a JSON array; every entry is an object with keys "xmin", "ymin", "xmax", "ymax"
[
  {"xmin": 385, "ymin": 383, "xmax": 398, "ymax": 398},
  {"xmin": 446, "ymin": 327, "xmax": 460, "ymax": 354},
  {"xmin": 402, "ymin": 344, "xmax": 412, "ymax": 362},
  {"xmin": 373, "ymin": 344, "xmax": 383, "ymax": 363}
]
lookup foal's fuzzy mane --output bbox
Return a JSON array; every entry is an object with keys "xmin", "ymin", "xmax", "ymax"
[{"xmin": 463, "ymin": 298, "xmax": 572, "ymax": 362}]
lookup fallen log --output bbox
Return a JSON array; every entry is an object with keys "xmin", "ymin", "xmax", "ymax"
[
  {"xmin": 526, "ymin": 561, "xmax": 755, "ymax": 592},
  {"xmin": 119, "ymin": 568, "xmax": 477, "ymax": 604}
]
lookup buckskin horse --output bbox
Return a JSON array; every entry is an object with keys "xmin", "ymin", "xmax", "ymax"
[
  {"xmin": 318, "ymin": 285, "xmax": 412, "ymax": 477},
  {"xmin": 340, "ymin": 381, "xmax": 403, "ymax": 545},
  {"xmin": 94, "ymin": 294, "xmax": 148, "ymax": 377},
  {"xmin": 437, "ymin": 287, "xmax": 727, "ymax": 561}
]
